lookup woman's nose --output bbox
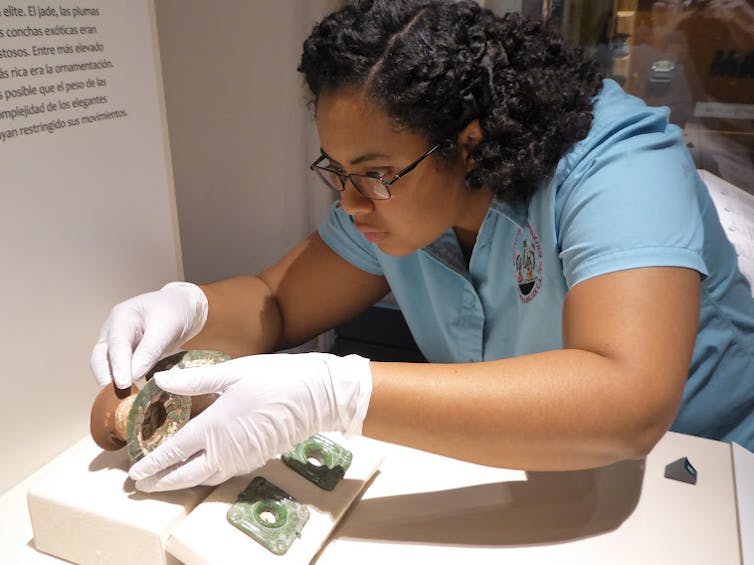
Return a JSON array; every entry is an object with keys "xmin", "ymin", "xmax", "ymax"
[{"xmin": 338, "ymin": 181, "xmax": 374, "ymax": 215}]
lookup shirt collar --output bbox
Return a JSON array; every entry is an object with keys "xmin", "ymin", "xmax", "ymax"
[
  {"xmin": 488, "ymin": 195, "xmax": 530, "ymax": 229},
  {"xmin": 420, "ymin": 194, "xmax": 531, "ymax": 274}
]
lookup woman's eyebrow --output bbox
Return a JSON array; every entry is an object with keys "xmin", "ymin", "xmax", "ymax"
[
  {"xmin": 350, "ymin": 152, "xmax": 390, "ymax": 166},
  {"xmin": 320, "ymin": 148, "xmax": 390, "ymax": 167}
]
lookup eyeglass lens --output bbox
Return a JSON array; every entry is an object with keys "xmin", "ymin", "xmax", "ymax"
[
  {"xmin": 315, "ymin": 168, "xmax": 390, "ymax": 200},
  {"xmin": 314, "ymin": 168, "xmax": 345, "ymax": 192},
  {"xmin": 353, "ymin": 176, "xmax": 390, "ymax": 199}
]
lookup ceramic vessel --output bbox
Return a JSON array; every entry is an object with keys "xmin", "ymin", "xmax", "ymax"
[{"xmin": 89, "ymin": 350, "xmax": 230, "ymax": 461}]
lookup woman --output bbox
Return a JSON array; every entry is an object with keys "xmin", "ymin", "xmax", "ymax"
[{"xmin": 91, "ymin": 0, "xmax": 754, "ymax": 492}]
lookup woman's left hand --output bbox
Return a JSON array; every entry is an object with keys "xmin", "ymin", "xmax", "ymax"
[{"xmin": 128, "ymin": 352, "xmax": 372, "ymax": 492}]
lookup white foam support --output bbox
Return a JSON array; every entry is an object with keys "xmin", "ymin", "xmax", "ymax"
[
  {"xmin": 700, "ymin": 169, "xmax": 754, "ymax": 294},
  {"xmin": 26, "ymin": 436, "xmax": 212, "ymax": 565},
  {"xmin": 166, "ymin": 433, "xmax": 384, "ymax": 565}
]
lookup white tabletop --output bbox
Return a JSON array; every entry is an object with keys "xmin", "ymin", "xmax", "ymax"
[{"xmin": 316, "ymin": 431, "xmax": 740, "ymax": 564}]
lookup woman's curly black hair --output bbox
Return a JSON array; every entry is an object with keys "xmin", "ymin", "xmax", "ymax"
[{"xmin": 298, "ymin": 0, "xmax": 603, "ymax": 202}]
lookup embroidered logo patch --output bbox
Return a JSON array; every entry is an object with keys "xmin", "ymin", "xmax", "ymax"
[{"xmin": 513, "ymin": 223, "xmax": 543, "ymax": 303}]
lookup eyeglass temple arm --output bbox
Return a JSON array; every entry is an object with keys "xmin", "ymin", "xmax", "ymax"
[
  {"xmin": 310, "ymin": 153, "xmax": 328, "ymax": 170},
  {"xmin": 388, "ymin": 144, "xmax": 440, "ymax": 184}
]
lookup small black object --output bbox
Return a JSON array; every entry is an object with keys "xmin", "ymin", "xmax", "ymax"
[{"xmin": 664, "ymin": 456, "xmax": 698, "ymax": 485}]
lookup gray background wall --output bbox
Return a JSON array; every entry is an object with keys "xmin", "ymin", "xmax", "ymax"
[{"xmin": 155, "ymin": 1, "xmax": 340, "ymax": 284}]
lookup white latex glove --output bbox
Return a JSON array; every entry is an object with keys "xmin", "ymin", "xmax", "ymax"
[
  {"xmin": 128, "ymin": 352, "xmax": 372, "ymax": 492},
  {"xmin": 90, "ymin": 282, "xmax": 208, "ymax": 389}
]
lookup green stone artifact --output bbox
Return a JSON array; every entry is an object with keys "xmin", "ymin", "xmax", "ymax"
[
  {"xmin": 145, "ymin": 349, "xmax": 231, "ymax": 378},
  {"xmin": 126, "ymin": 377, "xmax": 191, "ymax": 463},
  {"xmin": 282, "ymin": 433, "xmax": 353, "ymax": 491},
  {"xmin": 126, "ymin": 350, "xmax": 231, "ymax": 463},
  {"xmin": 227, "ymin": 476, "xmax": 310, "ymax": 555}
]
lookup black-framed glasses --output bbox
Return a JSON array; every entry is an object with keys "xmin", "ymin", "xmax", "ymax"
[{"xmin": 310, "ymin": 144, "xmax": 440, "ymax": 201}]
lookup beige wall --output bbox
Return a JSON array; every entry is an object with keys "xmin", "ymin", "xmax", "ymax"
[{"xmin": 155, "ymin": 1, "xmax": 339, "ymax": 284}]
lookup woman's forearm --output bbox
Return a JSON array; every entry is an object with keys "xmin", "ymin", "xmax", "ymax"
[
  {"xmin": 185, "ymin": 276, "xmax": 283, "ymax": 358},
  {"xmin": 364, "ymin": 349, "xmax": 682, "ymax": 471}
]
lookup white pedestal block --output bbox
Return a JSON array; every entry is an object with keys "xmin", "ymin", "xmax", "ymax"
[
  {"xmin": 26, "ymin": 436, "xmax": 212, "ymax": 565},
  {"xmin": 167, "ymin": 434, "xmax": 384, "ymax": 565}
]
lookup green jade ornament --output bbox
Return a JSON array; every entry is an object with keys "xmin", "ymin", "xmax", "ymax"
[
  {"xmin": 227, "ymin": 476, "xmax": 310, "ymax": 555},
  {"xmin": 282, "ymin": 433, "xmax": 353, "ymax": 491}
]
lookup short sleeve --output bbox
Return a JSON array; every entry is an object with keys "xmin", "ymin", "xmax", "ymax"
[
  {"xmin": 555, "ymin": 103, "xmax": 708, "ymax": 289},
  {"xmin": 317, "ymin": 203, "xmax": 384, "ymax": 275}
]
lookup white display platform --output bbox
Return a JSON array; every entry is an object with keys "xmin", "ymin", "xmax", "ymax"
[
  {"xmin": 167, "ymin": 434, "xmax": 383, "ymax": 564},
  {"xmin": 26, "ymin": 437, "xmax": 212, "ymax": 565},
  {"xmin": 1, "ymin": 431, "xmax": 751, "ymax": 564},
  {"xmin": 14, "ymin": 433, "xmax": 381, "ymax": 565},
  {"xmin": 734, "ymin": 442, "xmax": 754, "ymax": 565}
]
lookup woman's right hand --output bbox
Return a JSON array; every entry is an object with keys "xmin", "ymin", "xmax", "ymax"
[{"xmin": 89, "ymin": 282, "xmax": 208, "ymax": 389}]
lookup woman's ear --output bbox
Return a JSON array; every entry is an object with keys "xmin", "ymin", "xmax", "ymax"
[{"xmin": 458, "ymin": 119, "xmax": 483, "ymax": 170}]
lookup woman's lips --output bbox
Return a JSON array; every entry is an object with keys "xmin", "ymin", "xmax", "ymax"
[
  {"xmin": 363, "ymin": 231, "xmax": 386, "ymax": 243},
  {"xmin": 356, "ymin": 225, "xmax": 386, "ymax": 243}
]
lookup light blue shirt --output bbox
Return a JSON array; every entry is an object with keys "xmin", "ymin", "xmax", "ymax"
[{"xmin": 319, "ymin": 79, "xmax": 754, "ymax": 449}]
